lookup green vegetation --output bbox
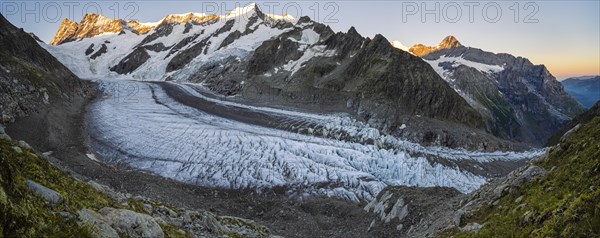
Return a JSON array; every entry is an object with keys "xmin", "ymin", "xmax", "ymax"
[
  {"xmin": 0, "ymin": 139, "xmax": 99, "ymax": 237},
  {"xmin": 0, "ymin": 139, "xmax": 193, "ymax": 238},
  {"xmin": 452, "ymin": 117, "xmax": 600, "ymax": 237},
  {"xmin": 217, "ymin": 216, "xmax": 270, "ymax": 236}
]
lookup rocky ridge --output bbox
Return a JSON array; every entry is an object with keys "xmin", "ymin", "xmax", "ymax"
[{"xmin": 407, "ymin": 36, "xmax": 584, "ymax": 146}]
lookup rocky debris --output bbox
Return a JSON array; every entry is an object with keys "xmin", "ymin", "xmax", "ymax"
[
  {"xmin": 77, "ymin": 209, "xmax": 121, "ymax": 238},
  {"xmin": 364, "ymin": 191, "xmax": 409, "ymax": 224},
  {"xmin": 202, "ymin": 213, "xmax": 231, "ymax": 234},
  {"xmin": 85, "ymin": 181, "xmax": 275, "ymax": 238},
  {"xmin": 99, "ymin": 207, "xmax": 164, "ymax": 238},
  {"xmin": 364, "ymin": 186, "xmax": 464, "ymax": 237},
  {"xmin": 26, "ymin": 180, "xmax": 63, "ymax": 207}
]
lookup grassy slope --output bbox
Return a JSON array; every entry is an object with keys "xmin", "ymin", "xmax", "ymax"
[
  {"xmin": 452, "ymin": 117, "xmax": 600, "ymax": 237},
  {"xmin": 0, "ymin": 139, "xmax": 193, "ymax": 237}
]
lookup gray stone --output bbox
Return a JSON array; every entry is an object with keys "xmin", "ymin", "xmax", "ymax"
[
  {"xmin": 0, "ymin": 126, "xmax": 10, "ymax": 140},
  {"xmin": 17, "ymin": 140, "xmax": 32, "ymax": 150},
  {"xmin": 157, "ymin": 205, "xmax": 177, "ymax": 217},
  {"xmin": 560, "ymin": 124, "xmax": 581, "ymax": 142},
  {"xmin": 99, "ymin": 207, "xmax": 164, "ymax": 238},
  {"xmin": 203, "ymin": 213, "xmax": 230, "ymax": 235},
  {"xmin": 523, "ymin": 211, "xmax": 533, "ymax": 223},
  {"xmin": 459, "ymin": 223, "xmax": 483, "ymax": 233},
  {"xmin": 515, "ymin": 196, "xmax": 524, "ymax": 204},
  {"xmin": 26, "ymin": 180, "xmax": 63, "ymax": 207},
  {"xmin": 12, "ymin": 146, "xmax": 22, "ymax": 153},
  {"xmin": 88, "ymin": 181, "xmax": 128, "ymax": 205},
  {"xmin": 77, "ymin": 209, "xmax": 120, "ymax": 238},
  {"xmin": 493, "ymin": 184, "xmax": 508, "ymax": 198},
  {"xmin": 0, "ymin": 133, "xmax": 10, "ymax": 140}
]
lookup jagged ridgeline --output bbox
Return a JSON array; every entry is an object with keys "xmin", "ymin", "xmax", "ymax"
[
  {"xmin": 44, "ymin": 3, "xmax": 514, "ymax": 150},
  {"xmin": 403, "ymin": 36, "xmax": 584, "ymax": 146}
]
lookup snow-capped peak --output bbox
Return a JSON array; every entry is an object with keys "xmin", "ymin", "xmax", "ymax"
[
  {"xmin": 390, "ymin": 41, "xmax": 409, "ymax": 52},
  {"xmin": 409, "ymin": 35, "xmax": 463, "ymax": 57},
  {"xmin": 225, "ymin": 2, "xmax": 260, "ymax": 18}
]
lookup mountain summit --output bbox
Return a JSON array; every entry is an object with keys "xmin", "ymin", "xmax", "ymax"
[
  {"xmin": 50, "ymin": 14, "xmax": 159, "ymax": 45},
  {"xmin": 409, "ymin": 35, "xmax": 462, "ymax": 57}
]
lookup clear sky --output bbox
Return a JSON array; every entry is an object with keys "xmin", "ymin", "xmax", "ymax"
[{"xmin": 2, "ymin": 0, "xmax": 598, "ymax": 79}]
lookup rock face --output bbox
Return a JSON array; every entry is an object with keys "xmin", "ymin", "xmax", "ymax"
[
  {"xmin": 0, "ymin": 13, "xmax": 88, "ymax": 124},
  {"xmin": 44, "ymin": 4, "xmax": 519, "ymax": 150},
  {"xmin": 410, "ymin": 36, "xmax": 585, "ymax": 146},
  {"xmin": 562, "ymin": 75, "xmax": 600, "ymax": 108}
]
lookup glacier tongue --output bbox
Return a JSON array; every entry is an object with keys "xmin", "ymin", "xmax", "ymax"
[{"xmin": 88, "ymin": 80, "xmax": 540, "ymax": 202}]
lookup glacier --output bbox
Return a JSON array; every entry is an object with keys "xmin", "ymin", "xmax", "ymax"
[{"xmin": 87, "ymin": 80, "xmax": 545, "ymax": 202}]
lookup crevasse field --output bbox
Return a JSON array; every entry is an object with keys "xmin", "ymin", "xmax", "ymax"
[{"xmin": 87, "ymin": 80, "xmax": 544, "ymax": 202}]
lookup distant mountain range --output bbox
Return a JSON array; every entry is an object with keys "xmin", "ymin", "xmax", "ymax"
[
  {"xmin": 562, "ymin": 76, "xmax": 600, "ymax": 108},
  {"xmin": 42, "ymin": 3, "xmax": 584, "ymax": 148}
]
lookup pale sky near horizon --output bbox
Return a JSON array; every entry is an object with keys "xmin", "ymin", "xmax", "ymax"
[{"xmin": 1, "ymin": 0, "xmax": 598, "ymax": 79}]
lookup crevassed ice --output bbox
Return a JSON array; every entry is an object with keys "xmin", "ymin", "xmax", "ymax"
[{"xmin": 88, "ymin": 81, "xmax": 541, "ymax": 202}]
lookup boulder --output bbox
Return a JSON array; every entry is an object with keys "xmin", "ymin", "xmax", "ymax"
[
  {"xmin": 202, "ymin": 212, "xmax": 230, "ymax": 235},
  {"xmin": 99, "ymin": 207, "xmax": 164, "ymax": 238},
  {"xmin": 26, "ymin": 180, "xmax": 63, "ymax": 207},
  {"xmin": 459, "ymin": 223, "xmax": 483, "ymax": 233},
  {"xmin": 77, "ymin": 209, "xmax": 120, "ymax": 238},
  {"xmin": 0, "ymin": 126, "xmax": 10, "ymax": 140}
]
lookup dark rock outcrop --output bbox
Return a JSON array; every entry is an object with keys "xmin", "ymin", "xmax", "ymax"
[{"xmin": 110, "ymin": 47, "xmax": 151, "ymax": 74}]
